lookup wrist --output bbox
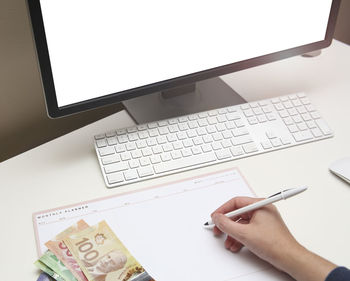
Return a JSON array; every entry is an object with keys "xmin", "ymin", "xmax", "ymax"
[{"xmin": 278, "ymin": 243, "xmax": 337, "ymax": 281}]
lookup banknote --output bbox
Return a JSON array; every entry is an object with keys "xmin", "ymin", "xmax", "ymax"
[
  {"xmin": 34, "ymin": 260, "xmax": 65, "ymax": 281},
  {"xmin": 64, "ymin": 220, "xmax": 154, "ymax": 281},
  {"xmin": 38, "ymin": 250, "xmax": 78, "ymax": 281},
  {"xmin": 46, "ymin": 220, "xmax": 89, "ymax": 281},
  {"xmin": 37, "ymin": 272, "xmax": 55, "ymax": 281}
]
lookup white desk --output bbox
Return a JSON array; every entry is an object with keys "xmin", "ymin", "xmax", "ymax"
[{"xmin": 1, "ymin": 40, "xmax": 350, "ymax": 280}]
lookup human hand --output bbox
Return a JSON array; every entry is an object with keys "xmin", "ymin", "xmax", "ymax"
[
  {"xmin": 211, "ymin": 196, "xmax": 301, "ymax": 271},
  {"xmin": 211, "ymin": 197, "xmax": 337, "ymax": 281}
]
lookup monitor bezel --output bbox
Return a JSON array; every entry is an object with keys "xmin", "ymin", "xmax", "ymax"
[{"xmin": 27, "ymin": 0, "xmax": 341, "ymax": 118}]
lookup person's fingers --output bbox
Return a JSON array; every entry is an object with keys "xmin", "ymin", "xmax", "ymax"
[
  {"xmin": 224, "ymin": 236, "xmax": 236, "ymax": 249},
  {"xmin": 212, "ymin": 213, "xmax": 247, "ymax": 241},
  {"xmin": 229, "ymin": 240, "xmax": 244, "ymax": 253},
  {"xmin": 211, "ymin": 197, "xmax": 264, "ymax": 217},
  {"xmin": 213, "ymin": 225, "xmax": 223, "ymax": 236}
]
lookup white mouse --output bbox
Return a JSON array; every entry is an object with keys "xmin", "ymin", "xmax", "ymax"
[{"xmin": 329, "ymin": 157, "xmax": 350, "ymax": 184}]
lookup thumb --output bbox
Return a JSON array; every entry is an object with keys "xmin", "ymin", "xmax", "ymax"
[{"xmin": 212, "ymin": 213, "xmax": 246, "ymax": 241}]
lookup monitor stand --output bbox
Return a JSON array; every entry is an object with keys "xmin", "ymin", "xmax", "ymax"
[{"xmin": 122, "ymin": 77, "xmax": 246, "ymax": 124}]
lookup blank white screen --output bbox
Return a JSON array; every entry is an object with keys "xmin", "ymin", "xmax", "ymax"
[{"xmin": 39, "ymin": 0, "xmax": 332, "ymax": 107}]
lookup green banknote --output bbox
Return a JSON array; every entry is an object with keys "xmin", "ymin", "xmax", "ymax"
[
  {"xmin": 37, "ymin": 250, "xmax": 78, "ymax": 281},
  {"xmin": 34, "ymin": 260, "xmax": 65, "ymax": 281}
]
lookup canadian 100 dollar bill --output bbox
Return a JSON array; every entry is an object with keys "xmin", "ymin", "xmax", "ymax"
[
  {"xmin": 46, "ymin": 219, "xmax": 89, "ymax": 281},
  {"xmin": 64, "ymin": 220, "xmax": 154, "ymax": 281}
]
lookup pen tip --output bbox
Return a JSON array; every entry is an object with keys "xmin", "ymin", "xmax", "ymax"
[{"xmin": 204, "ymin": 222, "xmax": 209, "ymax": 226}]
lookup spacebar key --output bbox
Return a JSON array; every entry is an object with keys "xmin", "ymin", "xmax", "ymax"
[{"xmin": 154, "ymin": 153, "xmax": 217, "ymax": 174}]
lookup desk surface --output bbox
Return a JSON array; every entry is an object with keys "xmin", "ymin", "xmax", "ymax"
[{"xmin": 1, "ymin": 40, "xmax": 350, "ymax": 280}]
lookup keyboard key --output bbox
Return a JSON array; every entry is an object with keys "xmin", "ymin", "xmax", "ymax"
[
  {"xmin": 169, "ymin": 125, "xmax": 179, "ymax": 133},
  {"xmin": 231, "ymin": 146, "xmax": 244, "ymax": 156},
  {"xmin": 142, "ymin": 147, "xmax": 153, "ymax": 156},
  {"xmin": 154, "ymin": 153, "xmax": 217, "ymax": 174},
  {"xmin": 115, "ymin": 144, "xmax": 126, "ymax": 153},
  {"xmin": 300, "ymin": 97, "xmax": 311, "ymax": 105},
  {"xmin": 301, "ymin": 113, "xmax": 312, "ymax": 121},
  {"xmin": 126, "ymin": 142, "xmax": 136, "ymax": 151},
  {"xmin": 158, "ymin": 127, "xmax": 169, "ymax": 135},
  {"xmin": 137, "ymin": 167, "xmax": 154, "ymax": 177},
  {"xmin": 288, "ymin": 124, "xmax": 299, "ymax": 133},
  {"xmin": 173, "ymin": 141, "xmax": 184, "ymax": 150},
  {"xmin": 311, "ymin": 112, "xmax": 321, "ymax": 119},
  {"xmin": 306, "ymin": 120, "xmax": 317, "ymax": 129},
  {"xmin": 257, "ymin": 115, "xmax": 267, "ymax": 123},
  {"xmin": 158, "ymin": 120, "xmax": 168, "ymax": 127},
  {"xmin": 274, "ymin": 103, "xmax": 284, "ymax": 111},
  {"xmin": 283, "ymin": 117, "xmax": 294, "ymax": 125},
  {"xmin": 95, "ymin": 134, "xmax": 106, "ymax": 140},
  {"xmin": 315, "ymin": 119, "xmax": 332, "ymax": 135},
  {"xmin": 235, "ymin": 119, "xmax": 245, "ymax": 127},
  {"xmin": 191, "ymin": 147, "xmax": 202, "ymax": 155},
  {"xmin": 171, "ymin": 150, "xmax": 183, "ymax": 159},
  {"xmin": 281, "ymin": 137, "xmax": 292, "ymax": 145},
  {"xmin": 271, "ymin": 138, "xmax": 282, "ymax": 147},
  {"xmin": 297, "ymin": 123, "xmax": 308, "ymax": 131},
  {"xmin": 293, "ymin": 131, "xmax": 313, "ymax": 142},
  {"xmin": 104, "ymin": 162, "xmax": 129, "ymax": 174},
  {"xmin": 150, "ymin": 155, "xmax": 161, "ymax": 164},
  {"xmin": 226, "ymin": 112, "xmax": 240, "ymax": 120},
  {"xmin": 152, "ymin": 146, "xmax": 163, "ymax": 154},
  {"xmin": 232, "ymin": 135, "xmax": 253, "ymax": 145},
  {"xmin": 124, "ymin": 170, "xmax": 138, "ymax": 181},
  {"xmin": 311, "ymin": 128, "xmax": 323, "ymax": 138},
  {"xmin": 96, "ymin": 139, "xmax": 107, "ymax": 148},
  {"xmin": 137, "ymin": 124, "xmax": 148, "ymax": 131},
  {"xmin": 244, "ymin": 109, "xmax": 254, "ymax": 117},
  {"xmin": 131, "ymin": 150, "xmax": 142, "ymax": 159},
  {"xmin": 221, "ymin": 139, "xmax": 232, "ymax": 148},
  {"xmin": 116, "ymin": 128, "xmax": 127, "ymax": 135},
  {"xmin": 266, "ymin": 131, "xmax": 277, "ymax": 139},
  {"xmin": 288, "ymin": 108, "xmax": 298, "ymax": 116},
  {"xmin": 161, "ymin": 153, "xmax": 172, "ymax": 162},
  {"xmin": 261, "ymin": 141, "xmax": 272, "ymax": 150},
  {"xmin": 129, "ymin": 160, "xmax": 140, "ymax": 169},
  {"xmin": 107, "ymin": 137, "xmax": 118, "ymax": 146},
  {"xmin": 266, "ymin": 113, "xmax": 276, "ymax": 121},
  {"xmin": 243, "ymin": 143, "xmax": 259, "ymax": 153},
  {"xmin": 136, "ymin": 140, "xmax": 147, "ymax": 149},
  {"xmin": 247, "ymin": 117, "xmax": 258, "ymax": 125},
  {"xmin": 147, "ymin": 138, "xmax": 157, "ymax": 146},
  {"xmin": 127, "ymin": 127, "xmax": 137, "ymax": 133},
  {"xmin": 181, "ymin": 148, "xmax": 192, "ymax": 157},
  {"xmin": 201, "ymin": 144, "xmax": 212, "ymax": 152},
  {"xmin": 107, "ymin": 173, "xmax": 124, "ymax": 184},
  {"xmin": 121, "ymin": 152, "xmax": 131, "ymax": 161},
  {"xmin": 216, "ymin": 149, "xmax": 231, "ymax": 160},
  {"xmin": 99, "ymin": 146, "xmax": 115, "ymax": 157},
  {"xmin": 140, "ymin": 158, "xmax": 151, "ymax": 166},
  {"xmin": 212, "ymin": 142, "xmax": 222, "ymax": 150},
  {"xmin": 102, "ymin": 154, "xmax": 120, "ymax": 165},
  {"xmin": 183, "ymin": 139, "xmax": 194, "ymax": 147}
]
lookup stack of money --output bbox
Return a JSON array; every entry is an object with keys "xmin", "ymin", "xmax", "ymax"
[{"xmin": 35, "ymin": 220, "xmax": 154, "ymax": 281}]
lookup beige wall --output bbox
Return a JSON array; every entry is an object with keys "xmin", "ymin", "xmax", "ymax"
[{"xmin": 0, "ymin": 0, "xmax": 349, "ymax": 162}]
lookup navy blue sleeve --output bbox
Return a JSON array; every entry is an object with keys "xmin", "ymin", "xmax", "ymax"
[{"xmin": 325, "ymin": 267, "xmax": 350, "ymax": 281}]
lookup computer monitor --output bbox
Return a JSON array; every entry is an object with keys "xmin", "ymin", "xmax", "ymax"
[{"xmin": 27, "ymin": 0, "xmax": 340, "ymax": 122}]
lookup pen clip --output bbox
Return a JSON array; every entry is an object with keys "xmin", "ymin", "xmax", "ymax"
[{"xmin": 268, "ymin": 188, "xmax": 292, "ymax": 198}]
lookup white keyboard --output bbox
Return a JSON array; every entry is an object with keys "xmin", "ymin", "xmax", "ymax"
[{"xmin": 94, "ymin": 93, "xmax": 333, "ymax": 188}]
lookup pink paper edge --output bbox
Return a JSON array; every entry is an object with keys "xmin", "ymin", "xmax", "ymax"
[{"xmin": 33, "ymin": 167, "xmax": 254, "ymax": 256}]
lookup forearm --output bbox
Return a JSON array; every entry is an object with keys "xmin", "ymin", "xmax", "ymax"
[{"xmin": 280, "ymin": 244, "xmax": 337, "ymax": 281}]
